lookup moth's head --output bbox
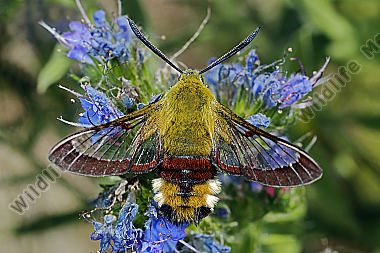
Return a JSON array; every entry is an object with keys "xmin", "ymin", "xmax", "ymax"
[{"xmin": 180, "ymin": 69, "xmax": 204, "ymax": 84}]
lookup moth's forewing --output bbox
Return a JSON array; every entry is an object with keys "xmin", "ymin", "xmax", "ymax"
[
  {"xmin": 48, "ymin": 102, "xmax": 162, "ymax": 176},
  {"xmin": 212, "ymin": 103, "xmax": 322, "ymax": 187}
]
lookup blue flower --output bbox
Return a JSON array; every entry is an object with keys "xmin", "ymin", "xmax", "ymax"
[
  {"xmin": 78, "ymin": 85, "xmax": 124, "ymax": 143},
  {"xmin": 90, "ymin": 215, "xmax": 116, "ymax": 252},
  {"xmin": 204, "ymin": 57, "xmax": 243, "ymax": 104},
  {"xmin": 121, "ymin": 94, "xmax": 136, "ymax": 110},
  {"xmin": 251, "ymin": 71, "xmax": 282, "ymax": 108},
  {"xmin": 190, "ymin": 234, "xmax": 231, "ymax": 253},
  {"xmin": 204, "ymin": 49, "xmax": 323, "ymax": 111},
  {"xmin": 87, "ymin": 10, "xmax": 132, "ymax": 60},
  {"xmin": 278, "ymin": 74, "xmax": 312, "ymax": 109},
  {"xmin": 78, "ymin": 85, "xmax": 122, "ymax": 125},
  {"xmin": 246, "ymin": 113, "xmax": 271, "ymax": 128},
  {"xmin": 45, "ymin": 9, "xmax": 134, "ymax": 63},
  {"xmin": 93, "ymin": 10, "xmax": 108, "ymax": 28},
  {"xmin": 88, "ymin": 202, "xmax": 142, "ymax": 252},
  {"xmin": 62, "ymin": 21, "xmax": 93, "ymax": 64},
  {"xmin": 91, "ymin": 191, "xmax": 113, "ymax": 208},
  {"xmin": 142, "ymin": 202, "xmax": 189, "ymax": 253},
  {"xmin": 245, "ymin": 49, "xmax": 259, "ymax": 75},
  {"xmin": 113, "ymin": 203, "xmax": 143, "ymax": 252}
]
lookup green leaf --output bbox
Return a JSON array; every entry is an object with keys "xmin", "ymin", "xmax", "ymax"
[{"xmin": 37, "ymin": 44, "xmax": 71, "ymax": 93}]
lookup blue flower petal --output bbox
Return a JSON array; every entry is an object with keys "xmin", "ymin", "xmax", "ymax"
[
  {"xmin": 93, "ymin": 10, "xmax": 107, "ymax": 28},
  {"xmin": 67, "ymin": 45, "xmax": 93, "ymax": 64},
  {"xmin": 142, "ymin": 203, "xmax": 189, "ymax": 252},
  {"xmin": 116, "ymin": 16, "xmax": 129, "ymax": 31},
  {"xmin": 246, "ymin": 49, "xmax": 259, "ymax": 74},
  {"xmin": 279, "ymin": 74, "xmax": 312, "ymax": 108},
  {"xmin": 90, "ymin": 215, "xmax": 115, "ymax": 252},
  {"xmin": 246, "ymin": 113, "xmax": 271, "ymax": 128},
  {"xmin": 113, "ymin": 203, "xmax": 142, "ymax": 252},
  {"xmin": 77, "ymin": 86, "xmax": 124, "ymax": 144}
]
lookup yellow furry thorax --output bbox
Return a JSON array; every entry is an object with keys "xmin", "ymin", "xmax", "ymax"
[{"xmin": 158, "ymin": 70, "xmax": 216, "ymax": 157}]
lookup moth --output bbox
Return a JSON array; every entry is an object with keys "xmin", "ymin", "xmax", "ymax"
[{"xmin": 49, "ymin": 18, "xmax": 322, "ymax": 223}]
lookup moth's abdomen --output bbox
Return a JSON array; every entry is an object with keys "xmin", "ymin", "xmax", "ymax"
[{"xmin": 154, "ymin": 156, "xmax": 221, "ymax": 223}]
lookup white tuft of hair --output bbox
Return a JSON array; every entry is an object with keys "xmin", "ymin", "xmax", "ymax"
[
  {"xmin": 152, "ymin": 178, "xmax": 164, "ymax": 193},
  {"xmin": 208, "ymin": 179, "xmax": 222, "ymax": 195},
  {"xmin": 205, "ymin": 194, "xmax": 219, "ymax": 208},
  {"xmin": 154, "ymin": 192, "xmax": 165, "ymax": 207}
]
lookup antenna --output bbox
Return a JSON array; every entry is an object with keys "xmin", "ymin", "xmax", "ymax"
[
  {"xmin": 199, "ymin": 27, "xmax": 261, "ymax": 74},
  {"xmin": 128, "ymin": 18, "xmax": 184, "ymax": 74}
]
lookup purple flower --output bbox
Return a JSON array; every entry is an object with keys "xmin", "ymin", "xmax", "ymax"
[{"xmin": 142, "ymin": 202, "xmax": 189, "ymax": 253}]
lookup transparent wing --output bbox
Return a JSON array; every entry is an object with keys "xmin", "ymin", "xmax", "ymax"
[
  {"xmin": 212, "ymin": 103, "xmax": 322, "ymax": 187},
  {"xmin": 48, "ymin": 103, "xmax": 162, "ymax": 176}
]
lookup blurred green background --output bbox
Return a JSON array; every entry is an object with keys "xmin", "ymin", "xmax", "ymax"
[{"xmin": 1, "ymin": 0, "xmax": 380, "ymax": 252}]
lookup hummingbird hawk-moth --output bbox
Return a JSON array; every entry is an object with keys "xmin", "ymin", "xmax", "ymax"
[{"xmin": 49, "ymin": 18, "xmax": 322, "ymax": 223}]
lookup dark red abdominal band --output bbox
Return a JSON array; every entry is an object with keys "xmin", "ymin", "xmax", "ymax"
[{"xmin": 158, "ymin": 156, "xmax": 217, "ymax": 185}]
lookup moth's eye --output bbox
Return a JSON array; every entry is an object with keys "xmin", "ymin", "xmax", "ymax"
[{"xmin": 200, "ymin": 76, "xmax": 205, "ymax": 83}]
